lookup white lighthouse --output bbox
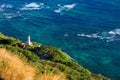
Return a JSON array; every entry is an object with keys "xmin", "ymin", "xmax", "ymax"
[{"xmin": 27, "ymin": 35, "xmax": 31, "ymax": 45}]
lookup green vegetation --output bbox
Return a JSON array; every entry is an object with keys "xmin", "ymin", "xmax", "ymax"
[{"xmin": 0, "ymin": 32, "xmax": 110, "ymax": 80}]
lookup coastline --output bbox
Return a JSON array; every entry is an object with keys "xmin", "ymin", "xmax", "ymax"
[{"xmin": 0, "ymin": 32, "xmax": 110, "ymax": 80}]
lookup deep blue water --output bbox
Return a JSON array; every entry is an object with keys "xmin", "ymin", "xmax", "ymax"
[{"xmin": 0, "ymin": 0, "xmax": 120, "ymax": 79}]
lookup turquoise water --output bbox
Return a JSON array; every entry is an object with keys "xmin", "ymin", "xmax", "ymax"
[{"xmin": 0, "ymin": 0, "xmax": 120, "ymax": 79}]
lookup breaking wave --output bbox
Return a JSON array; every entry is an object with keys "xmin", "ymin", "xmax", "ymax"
[
  {"xmin": 0, "ymin": 4, "xmax": 13, "ymax": 8},
  {"xmin": 0, "ymin": 4, "xmax": 13, "ymax": 11},
  {"xmin": 108, "ymin": 29, "xmax": 120, "ymax": 35},
  {"xmin": 3, "ymin": 12, "xmax": 21, "ymax": 19},
  {"xmin": 54, "ymin": 3, "xmax": 77, "ymax": 14},
  {"xmin": 77, "ymin": 29, "xmax": 120, "ymax": 42},
  {"xmin": 20, "ymin": 2, "xmax": 45, "ymax": 10}
]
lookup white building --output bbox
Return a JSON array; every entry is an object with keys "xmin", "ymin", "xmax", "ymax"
[{"xmin": 27, "ymin": 35, "xmax": 32, "ymax": 45}]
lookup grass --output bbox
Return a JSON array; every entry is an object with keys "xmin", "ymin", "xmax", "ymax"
[
  {"xmin": 0, "ymin": 32, "xmax": 110, "ymax": 80},
  {"xmin": 0, "ymin": 48, "xmax": 36, "ymax": 80},
  {"xmin": 0, "ymin": 48, "xmax": 66, "ymax": 80},
  {"xmin": 38, "ymin": 73, "xmax": 66, "ymax": 80}
]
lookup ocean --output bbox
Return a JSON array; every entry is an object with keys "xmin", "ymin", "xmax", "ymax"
[{"xmin": 0, "ymin": 0, "xmax": 120, "ymax": 79}]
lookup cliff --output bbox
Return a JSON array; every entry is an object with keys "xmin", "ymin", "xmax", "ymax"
[{"xmin": 0, "ymin": 32, "xmax": 110, "ymax": 80}]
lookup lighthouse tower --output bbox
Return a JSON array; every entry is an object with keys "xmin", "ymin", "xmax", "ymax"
[{"xmin": 27, "ymin": 35, "xmax": 31, "ymax": 45}]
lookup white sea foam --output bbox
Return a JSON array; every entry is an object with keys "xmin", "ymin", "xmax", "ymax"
[
  {"xmin": 108, "ymin": 29, "xmax": 120, "ymax": 35},
  {"xmin": 20, "ymin": 7, "xmax": 40, "ymax": 10},
  {"xmin": 20, "ymin": 2, "xmax": 45, "ymax": 10},
  {"xmin": 0, "ymin": 4, "xmax": 5, "ymax": 8},
  {"xmin": 77, "ymin": 29, "xmax": 120, "ymax": 42},
  {"xmin": 0, "ymin": 4, "xmax": 13, "ymax": 11},
  {"xmin": 39, "ymin": 3, "xmax": 44, "ymax": 6},
  {"xmin": 64, "ymin": 33, "xmax": 69, "ymax": 37},
  {"xmin": 3, "ymin": 13, "xmax": 16, "ymax": 19},
  {"xmin": 64, "ymin": 3, "xmax": 77, "ymax": 10},
  {"xmin": 57, "ymin": 4, "xmax": 61, "ymax": 7},
  {"xmin": 108, "ymin": 31, "xmax": 116, "ymax": 35},
  {"xmin": 3, "ymin": 13, "xmax": 14, "ymax": 19},
  {"xmin": 54, "ymin": 6, "xmax": 63, "ymax": 13},
  {"xmin": 25, "ymin": 3, "xmax": 40, "ymax": 8},
  {"xmin": 54, "ymin": 3, "xmax": 77, "ymax": 14},
  {"xmin": 3, "ymin": 11, "xmax": 21, "ymax": 19},
  {"xmin": 5, "ymin": 4, "xmax": 13, "ymax": 8},
  {"xmin": 0, "ymin": 4, "xmax": 13, "ymax": 8},
  {"xmin": 54, "ymin": 9, "xmax": 62, "ymax": 13}
]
